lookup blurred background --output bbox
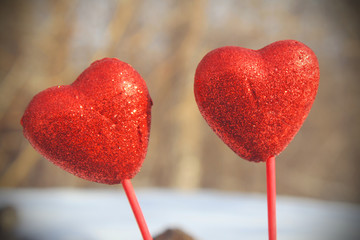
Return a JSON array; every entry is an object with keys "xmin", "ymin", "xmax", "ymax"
[{"xmin": 0, "ymin": 0, "xmax": 359, "ymax": 203}]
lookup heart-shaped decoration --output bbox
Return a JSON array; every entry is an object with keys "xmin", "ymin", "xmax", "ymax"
[
  {"xmin": 194, "ymin": 40, "xmax": 319, "ymax": 162},
  {"xmin": 21, "ymin": 58, "xmax": 152, "ymax": 184}
]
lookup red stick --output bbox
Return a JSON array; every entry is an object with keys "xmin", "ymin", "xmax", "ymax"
[
  {"xmin": 266, "ymin": 156, "xmax": 277, "ymax": 240},
  {"xmin": 122, "ymin": 179, "xmax": 153, "ymax": 240}
]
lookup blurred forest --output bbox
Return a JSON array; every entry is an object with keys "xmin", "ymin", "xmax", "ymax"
[{"xmin": 0, "ymin": 0, "xmax": 359, "ymax": 203}]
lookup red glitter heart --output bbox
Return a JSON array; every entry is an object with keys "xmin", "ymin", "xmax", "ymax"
[
  {"xmin": 21, "ymin": 58, "xmax": 152, "ymax": 184},
  {"xmin": 194, "ymin": 40, "xmax": 319, "ymax": 162}
]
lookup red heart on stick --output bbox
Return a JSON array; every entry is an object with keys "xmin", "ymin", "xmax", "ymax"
[
  {"xmin": 21, "ymin": 58, "xmax": 152, "ymax": 184},
  {"xmin": 194, "ymin": 40, "xmax": 319, "ymax": 162}
]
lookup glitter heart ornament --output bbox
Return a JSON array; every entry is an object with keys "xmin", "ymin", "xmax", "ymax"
[
  {"xmin": 21, "ymin": 58, "xmax": 152, "ymax": 184},
  {"xmin": 194, "ymin": 40, "xmax": 319, "ymax": 162}
]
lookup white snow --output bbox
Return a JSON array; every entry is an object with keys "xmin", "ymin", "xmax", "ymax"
[{"xmin": 0, "ymin": 188, "xmax": 359, "ymax": 240}]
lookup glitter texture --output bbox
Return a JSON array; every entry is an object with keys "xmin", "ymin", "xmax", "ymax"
[
  {"xmin": 194, "ymin": 40, "xmax": 320, "ymax": 162},
  {"xmin": 21, "ymin": 58, "xmax": 152, "ymax": 184}
]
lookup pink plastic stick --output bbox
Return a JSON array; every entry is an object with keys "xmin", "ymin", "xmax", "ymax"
[
  {"xmin": 122, "ymin": 179, "xmax": 153, "ymax": 240},
  {"xmin": 266, "ymin": 156, "xmax": 277, "ymax": 240}
]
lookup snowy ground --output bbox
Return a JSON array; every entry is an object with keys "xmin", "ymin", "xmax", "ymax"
[{"xmin": 0, "ymin": 188, "xmax": 359, "ymax": 240}]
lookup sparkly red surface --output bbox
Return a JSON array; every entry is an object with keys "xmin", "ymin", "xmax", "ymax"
[
  {"xmin": 21, "ymin": 58, "xmax": 152, "ymax": 184},
  {"xmin": 194, "ymin": 40, "xmax": 320, "ymax": 162}
]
